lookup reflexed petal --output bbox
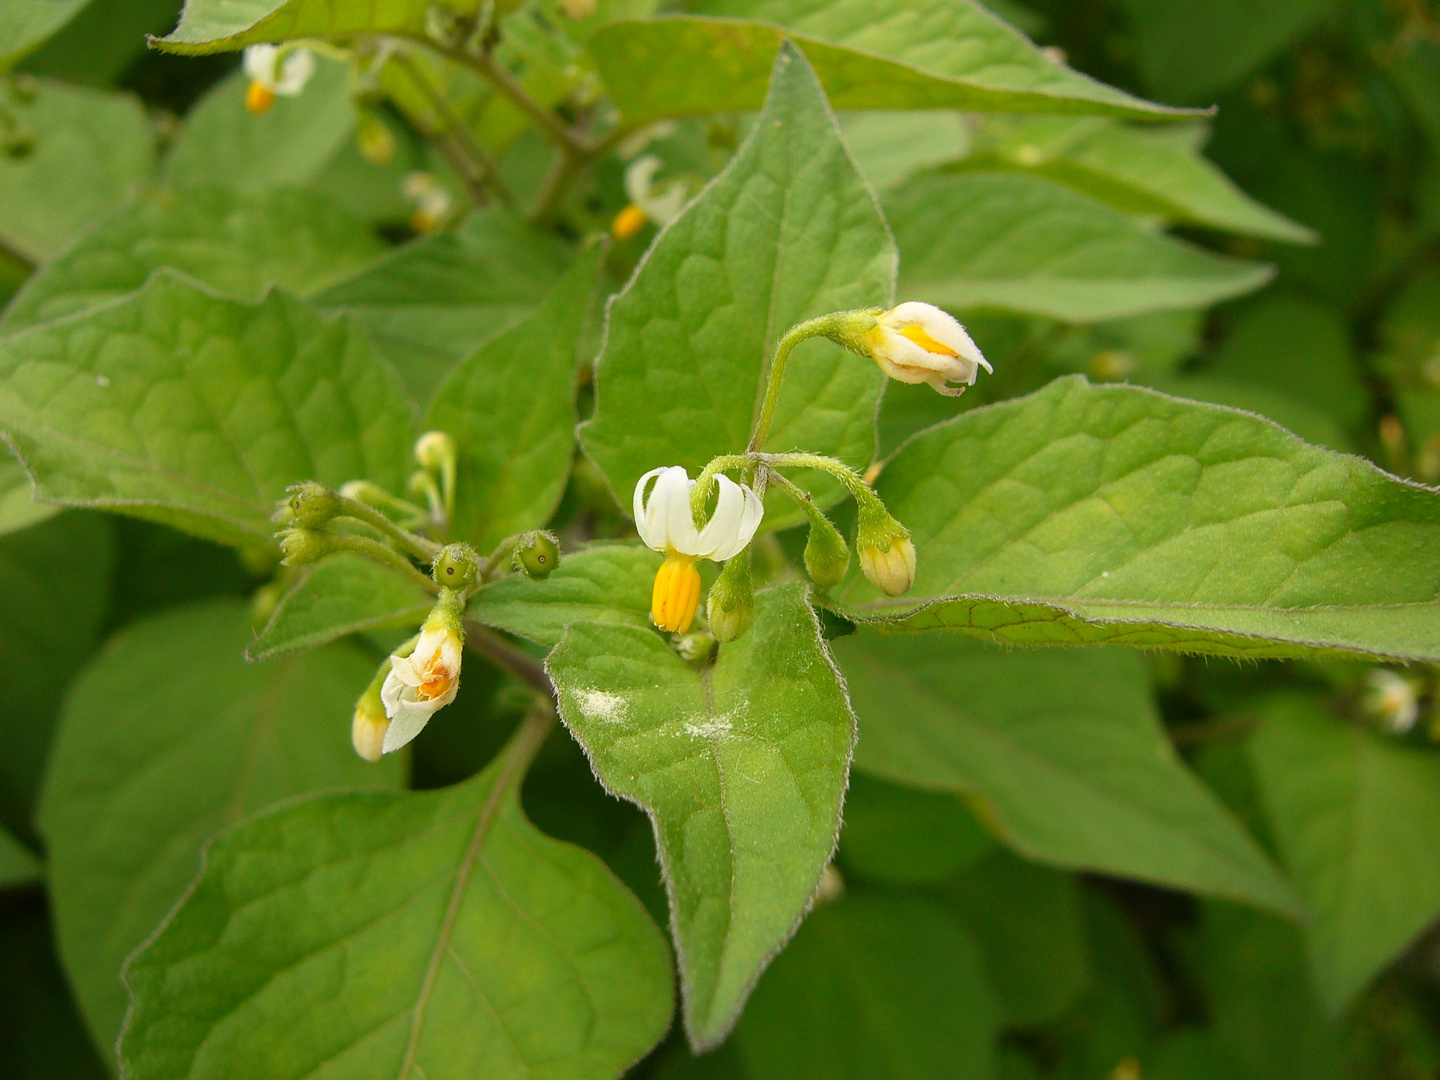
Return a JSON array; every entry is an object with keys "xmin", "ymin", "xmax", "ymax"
[
  {"xmin": 633, "ymin": 467, "xmax": 668, "ymax": 550},
  {"xmin": 655, "ymin": 467, "xmax": 703, "ymax": 555},
  {"xmin": 243, "ymin": 44, "xmax": 277, "ymax": 85}
]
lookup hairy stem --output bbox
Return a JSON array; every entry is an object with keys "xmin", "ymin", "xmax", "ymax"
[{"xmin": 463, "ymin": 620, "xmax": 553, "ymax": 697}]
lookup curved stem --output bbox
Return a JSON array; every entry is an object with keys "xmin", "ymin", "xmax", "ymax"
[
  {"xmin": 759, "ymin": 452, "xmax": 874, "ymax": 503},
  {"xmin": 330, "ymin": 534, "xmax": 441, "ymax": 594},
  {"xmin": 689, "ymin": 454, "xmax": 758, "ymax": 523},
  {"xmin": 337, "ymin": 494, "xmax": 443, "ymax": 561}
]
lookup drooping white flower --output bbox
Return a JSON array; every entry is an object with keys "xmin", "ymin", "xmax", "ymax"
[
  {"xmin": 859, "ymin": 302, "xmax": 992, "ymax": 397},
  {"xmin": 613, "ymin": 155, "xmax": 690, "ymax": 239},
  {"xmin": 633, "ymin": 466, "xmax": 763, "ymax": 633},
  {"xmin": 242, "ymin": 45, "xmax": 315, "ymax": 113},
  {"xmin": 380, "ymin": 603, "xmax": 464, "ymax": 753},
  {"xmin": 1364, "ymin": 669, "xmax": 1420, "ymax": 734},
  {"xmin": 402, "ymin": 172, "xmax": 454, "ymax": 233}
]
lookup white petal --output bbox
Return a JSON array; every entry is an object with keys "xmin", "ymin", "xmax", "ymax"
[
  {"xmin": 381, "ymin": 693, "xmax": 441, "ymax": 753},
  {"xmin": 633, "ymin": 467, "xmax": 668, "ymax": 550},
  {"xmin": 388, "ymin": 651, "xmax": 424, "ymax": 688},
  {"xmin": 889, "ymin": 302, "xmax": 991, "ymax": 374},
  {"xmin": 655, "ymin": 466, "xmax": 703, "ymax": 555},
  {"xmin": 699, "ymin": 475, "xmax": 764, "ymax": 561},
  {"xmin": 273, "ymin": 48, "xmax": 315, "ymax": 95},
  {"xmin": 625, "ymin": 155, "xmax": 663, "ymax": 205},
  {"xmin": 641, "ymin": 182, "xmax": 688, "ymax": 227},
  {"xmin": 243, "ymin": 44, "xmax": 278, "ymax": 86}
]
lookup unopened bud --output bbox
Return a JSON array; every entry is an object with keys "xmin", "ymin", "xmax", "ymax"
[
  {"xmin": 277, "ymin": 527, "xmax": 335, "ymax": 566},
  {"xmin": 804, "ymin": 512, "xmax": 850, "ymax": 588},
  {"xmin": 357, "ymin": 114, "xmax": 395, "ymax": 165},
  {"xmin": 706, "ymin": 550, "xmax": 755, "ymax": 643},
  {"xmin": 339, "ymin": 479, "xmax": 390, "ymax": 506},
  {"xmin": 676, "ymin": 631, "xmax": 717, "ymax": 663},
  {"xmin": 250, "ymin": 581, "xmax": 284, "ymax": 630},
  {"xmin": 433, "ymin": 543, "xmax": 480, "ymax": 590},
  {"xmin": 856, "ymin": 497, "xmax": 915, "ymax": 596},
  {"xmin": 513, "ymin": 530, "xmax": 561, "ymax": 579},
  {"xmin": 283, "ymin": 481, "xmax": 343, "ymax": 528},
  {"xmin": 414, "ymin": 431, "xmax": 457, "ymax": 472},
  {"xmin": 1363, "ymin": 669, "xmax": 1420, "ymax": 734},
  {"xmin": 352, "ymin": 661, "xmax": 392, "ymax": 762}
]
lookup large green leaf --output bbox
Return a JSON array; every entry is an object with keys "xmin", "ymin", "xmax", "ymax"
[
  {"xmin": 0, "ymin": 271, "xmax": 415, "ymax": 548},
  {"xmin": 590, "ymin": 0, "xmax": 1188, "ymax": 123},
  {"xmin": 249, "ymin": 553, "xmax": 433, "ymax": 661},
  {"xmin": 886, "ymin": 171, "xmax": 1272, "ymax": 322},
  {"xmin": 120, "ymin": 713, "xmax": 674, "ymax": 1080},
  {"xmin": 39, "ymin": 599, "xmax": 406, "ymax": 1057},
  {"xmin": 732, "ymin": 893, "xmax": 997, "ymax": 1080},
  {"xmin": 1248, "ymin": 694, "xmax": 1440, "ymax": 1012},
  {"xmin": 315, "ymin": 209, "xmax": 572, "ymax": 402},
  {"xmin": 581, "ymin": 44, "xmax": 894, "ymax": 519},
  {"xmin": 425, "ymin": 245, "xmax": 600, "ymax": 550},
  {"xmin": 0, "ymin": 510, "xmax": 113, "ymax": 844},
  {"xmin": 155, "ymin": 0, "xmax": 446, "ymax": 51},
  {"xmin": 965, "ymin": 117, "xmax": 1315, "ymax": 244},
  {"xmin": 0, "ymin": 0, "xmax": 89, "ymax": 69},
  {"xmin": 0, "ymin": 450, "xmax": 55, "ymax": 534},
  {"xmin": 0, "ymin": 186, "xmax": 385, "ymax": 334},
  {"xmin": 839, "ymin": 376, "xmax": 1440, "ymax": 662},
  {"xmin": 164, "ymin": 59, "xmax": 356, "ymax": 196},
  {"xmin": 469, "ymin": 542, "xmax": 658, "ymax": 647},
  {"xmin": 0, "ymin": 78, "xmax": 154, "ymax": 262},
  {"xmin": 833, "ymin": 631, "xmax": 1300, "ymax": 914},
  {"xmin": 837, "ymin": 772, "xmax": 995, "ymax": 885},
  {"xmin": 0, "ymin": 822, "xmax": 37, "ymax": 888},
  {"xmin": 547, "ymin": 583, "xmax": 856, "ymax": 1048}
]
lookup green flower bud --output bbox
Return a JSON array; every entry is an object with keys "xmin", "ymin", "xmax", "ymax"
[
  {"xmin": 351, "ymin": 657, "xmax": 394, "ymax": 763},
  {"xmin": 706, "ymin": 550, "xmax": 755, "ymax": 643},
  {"xmin": 414, "ymin": 431, "xmax": 458, "ymax": 472},
  {"xmin": 277, "ymin": 527, "xmax": 335, "ymax": 566},
  {"xmin": 803, "ymin": 512, "xmax": 850, "ymax": 589},
  {"xmin": 513, "ymin": 530, "xmax": 561, "ymax": 579},
  {"xmin": 675, "ymin": 631, "xmax": 717, "ymax": 663},
  {"xmin": 283, "ymin": 481, "xmax": 343, "ymax": 529},
  {"xmin": 432, "ymin": 543, "xmax": 480, "ymax": 590},
  {"xmin": 855, "ymin": 495, "xmax": 916, "ymax": 597}
]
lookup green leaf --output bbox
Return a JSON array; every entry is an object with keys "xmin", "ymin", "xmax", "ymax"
[
  {"xmin": 0, "ymin": 450, "xmax": 55, "ymax": 535},
  {"xmin": 0, "ymin": 906, "xmax": 109, "ymax": 1080},
  {"xmin": 0, "ymin": 822, "xmax": 37, "ymax": 888},
  {"xmin": 1141, "ymin": 373, "xmax": 1353, "ymax": 453},
  {"xmin": 155, "ymin": 0, "xmax": 441, "ymax": 52},
  {"xmin": 886, "ymin": 171, "xmax": 1272, "ymax": 322},
  {"xmin": 833, "ymin": 631, "xmax": 1300, "ymax": 914},
  {"xmin": 838, "ymin": 110, "xmax": 973, "ymax": 191},
  {"xmin": 1247, "ymin": 693, "xmax": 1440, "ymax": 1012},
  {"xmin": 0, "ymin": 78, "xmax": 154, "ymax": 263},
  {"xmin": 0, "ymin": 510, "xmax": 113, "ymax": 844},
  {"xmin": 0, "ymin": 0, "xmax": 89, "ymax": 69},
  {"xmin": 315, "ymin": 209, "xmax": 573, "ymax": 403},
  {"xmin": 164, "ymin": 59, "xmax": 356, "ymax": 196},
  {"xmin": 120, "ymin": 713, "xmax": 674, "ymax": 1080},
  {"xmin": 966, "ymin": 117, "xmax": 1315, "ymax": 244},
  {"xmin": 590, "ymin": 0, "xmax": 1190, "ymax": 124},
  {"xmin": 249, "ymin": 553, "xmax": 433, "ymax": 661},
  {"xmin": 839, "ymin": 376, "xmax": 1440, "ymax": 662},
  {"xmin": 547, "ymin": 582, "xmax": 856, "ymax": 1048},
  {"xmin": 581, "ymin": 44, "xmax": 894, "ymax": 521},
  {"xmin": 0, "ymin": 186, "xmax": 385, "ymax": 335},
  {"xmin": 0, "ymin": 271, "xmax": 415, "ymax": 548},
  {"xmin": 425, "ymin": 245, "xmax": 600, "ymax": 550},
  {"xmin": 469, "ymin": 542, "xmax": 658, "ymax": 647},
  {"xmin": 16, "ymin": 0, "xmax": 179, "ymax": 86},
  {"xmin": 837, "ymin": 772, "xmax": 995, "ymax": 884},
  {"xmin": 944, "ymin": 850, "xmax": 1088, "ymax": 1028},
  {"xmin": 1118, "ymin": 0, "xmax": 1339, "ymax": 104},
  {"xmin": 39, "ymin": 599, "xmax": 407, "ymax": 1056},
  {"xmin": 732, "ymin": 892, "xmax": 997, "ymax": 1080}
]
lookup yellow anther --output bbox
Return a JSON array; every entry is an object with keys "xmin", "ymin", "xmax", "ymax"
[
  {"xmin": 652, "ymin": 551, "xmax": 702, "ymax": 634},
  {"xmin": 612, "ymin": 204, "xmax": 648, "ymax": 240},
  {"xmin": 245, "ymin": 81, "xmax": 276, "ymax": 115}
]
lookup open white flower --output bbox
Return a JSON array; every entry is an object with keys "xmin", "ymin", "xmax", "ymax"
[
  {"xmin": 859, "ymin": 301, "xmax": 992, "ymax": 397},
  {"xmin": 634, "ymin": 466, "xmax": 763, "ymax": 633},
  {"xmin": 380, "ymin": 617, "xmax": 463, "ymax": 754},
  {"xmin": 625, "ymin": 155, "xmax": 689, "ymax": 228},
  {"xmin": 242, "ymin": 45, "xmax": 315, "ymax": 113},
  {"xmin": 1364, "ymin": 669, "xmax": 1420, "ymax": 734}
]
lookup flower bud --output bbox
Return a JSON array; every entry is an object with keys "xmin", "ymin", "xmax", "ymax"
[
  {"xmin": 513, "ymin": 530, "xmax": 561, "ymax": 580},
  {"xmin": 706, "ymin": 550, "xmax": 755, "ymax": 643},
  {"xmin": 277, "ymin": 527, "xmax": 335, "ymax": 566},
  {"xmin": 1363, "ymin": 669, "xmax": 1420, "ymax": 734},
  {"xmin": 283, "ymin": 481, "xmax": 343, "ymax": 529},
  {"xmin": 433, "ymin": 543, "xmax": 480, "ymax": 590},
  {"xmin": 675, "ymin": 631, "xmax": 717, "ymax": 663},
  {"xmin": 804, "ymin": 513, "xmax": 850, "ymax": 589},
  {"xmin": 351, "ymin": 659, "xmax": 393, "ymax": 762},
  {"xmin": 380, "ymin": 592, "xmax": 464, "ymax": 753},
  {"xmin": 339, "ymin": 479, "xmax": 390, "ymax": 507},
  {"xmin": 856, "ymin": 497, "xmax": 915, "ymax": 596},
  {"xmin": 356, "ymin": 113, "xmax": 395, "ymax": 165},
  {"xmin": 414, "ymin": 430, "xmax": 457, "ymax": 472}
]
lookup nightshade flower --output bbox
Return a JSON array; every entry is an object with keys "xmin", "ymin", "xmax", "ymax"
[
  {"xmin": 612, "ymin": 155, "xmax": 688, "ymax": 239},
  {"xmin": 243, "ymin": 44, "xmax": 315, "ymax": 114},
  {"xmin": 380, "ymin": 596, "xmax": 464, "ymax": 753},
  {"xmin": 859, "ymin": 302, "xmax": 991, "ymax": 397},
  {"xmin": 634, "ymin": 466, "xmax": 763, "ymax": 633},
  {"xmin": 1364, "ymin": 669, "xmax": 1420, "ymax": 734}
]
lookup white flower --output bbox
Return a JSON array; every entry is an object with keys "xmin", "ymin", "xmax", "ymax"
[
  {"xmin": 243, "ymin": 44, "xmax": 316, "ymax": 97},
  {"xmin": 402, "ymin": 172, "xmax": 454, "ymax": 233},
  {"xmin": 1364, "ymin": 669, "xmax": 1420, "ymax": 734},
  {"xmin": 624, "ymin": 155, "xmax": 689, "ymax": 228},
  {"xmin": 859, "ymin": 302, "xmax": 992, "ymax": 397},
  {"xmin": 633, "ymin": 466, "xmax": 763, "ymax": 633},
  {"xmin": 380, "ymin": 621, "xmax": 463, "ymax": 753}
]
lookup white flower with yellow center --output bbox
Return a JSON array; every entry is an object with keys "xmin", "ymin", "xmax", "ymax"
[
  {"xmin": 1364, "ymin": 669, "xmax": 1420, "ymax": 734},
  {"xmin": 859, "ymin": 302, "xmax": 991, "ymax": 397},
  {"xmin": 634, "ymin": 466, "xmax": 763, "ymax": 633},
  {"xmin": 242, "ymin": 44, "xmax": 315, "ymax": 114},
  {"xmin": 380, "ymin": 600, "xmax": 463, "ymax": 754},
  {"xmin": 613, "ymin": 155, "xmax": 689, "ymax": 240}
]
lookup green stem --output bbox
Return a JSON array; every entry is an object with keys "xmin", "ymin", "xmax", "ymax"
[
  {"xmin": 759, "ymin": 452, "xmax": 876, "ymax": 504},
  {"xmin": 330, "ymin": 534, "xmax": 441, "ymax": 594},
  {"xmin": 689, "ymin": 454, "xmax": 758, "ymax": 524},
  {"xmin": 463, "ymin": 620, "xmax": 553, "ymax": 696},
  {"xmin": 336, "ymin": 494, "xmax": 443, "ymax": 561},
  {"xmin": 764, "ymin": 468, "xmax": 832, "ymax": 528}
]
